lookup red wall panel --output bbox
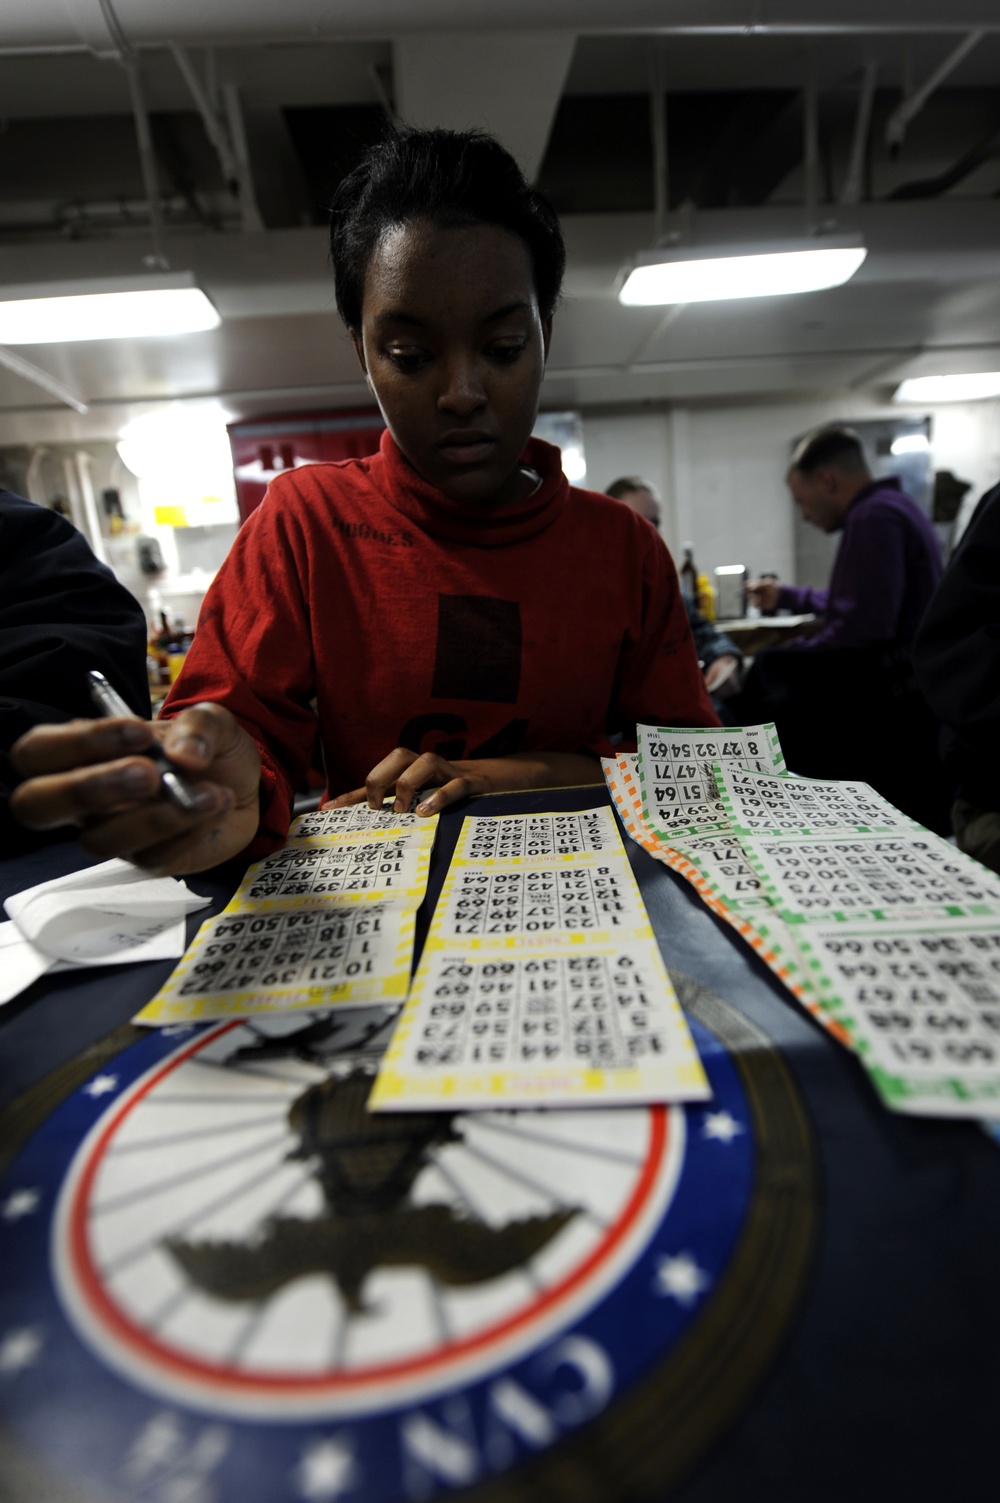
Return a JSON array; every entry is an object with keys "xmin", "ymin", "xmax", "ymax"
[{"xmin": 228, "ymin": 409, "xmax": 385, "ymax": 523}]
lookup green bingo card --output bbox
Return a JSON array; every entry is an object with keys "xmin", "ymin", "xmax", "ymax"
[
  {"xmin": 715, "ymin": 765, "xmax": 922, "ymax": 839},
  {"xmin": 792, "ymin": 918, "xmax": 1000, "ymax": 1116},
  {"xmin": 636, "ymin": 723, "xmax": 786, "ymax": 842},
  {"xmin": 737, "ymin": 829, "xmax": 1000, "ymax": 925}
]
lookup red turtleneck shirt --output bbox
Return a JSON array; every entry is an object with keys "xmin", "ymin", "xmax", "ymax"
[{"xmin": 164, "ymin": 432, "xmax": 717, "ymax": 850}]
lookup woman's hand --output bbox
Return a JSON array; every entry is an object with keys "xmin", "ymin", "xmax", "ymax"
[
  {"xmin": 9, "ymin": 703, "xmax": 262, "ymax": 875},
  {"xmin": 325, "ymin": 748, "xmax": 489, "ymax": 817},
  {"xmin": 324, "ymin": 748, "xmax": 603, "ymax": 817}
]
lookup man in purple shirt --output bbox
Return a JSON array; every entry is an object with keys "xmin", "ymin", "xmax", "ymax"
[
  {"xmin": 747, "ymin": 426, "xmax": 943, "ymax": 646},
  {"xmin": 735, "ymin": 426, "xmax": 950, "ymax": 829}
]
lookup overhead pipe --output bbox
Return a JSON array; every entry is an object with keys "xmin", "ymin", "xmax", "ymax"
[
  {"xmin": 0, "ymin": 345, "xmax": 89, "ymax": 412},
  {"xmin": 11, "ymin": 14, "xmax": 1000, "ymax": 58},
  {"xmin": 221, "ymin": 84, "xmax": 266, "ymax": 232},
  {"xmin": 889, "ymin": 121, "xmax": 1000, "ymax": 199},
  {"xmin": 840, "ymin": 58, "xmax": 879, "ymax": 206},
  {"xmin": 97, "ymin": 0, "xmax": 170, "ymax": 268},
  {"xmin": 170, "ymin": 44, "xmax": 264, "ymax": 231},
  {"xmin": 885, "ymin": 29, "xmax": 985, "ymax": 154},
  {"xmin": 802, "ymin": 45, "xmax": 820, "ymax": 233},
  {"xmin": 648, "ymin": 39, "xmax": 668, "ymax": 246}
]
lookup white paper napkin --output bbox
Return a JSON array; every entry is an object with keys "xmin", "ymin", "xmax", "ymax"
[{"xmin": 0, "ymin": 858, "xmax": 210, "ymax": 1004}]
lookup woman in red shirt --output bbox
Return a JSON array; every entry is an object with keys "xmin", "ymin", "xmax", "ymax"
[{"xmin": 11, "ymin": 129, "xmax": 714, "ymax": 874}]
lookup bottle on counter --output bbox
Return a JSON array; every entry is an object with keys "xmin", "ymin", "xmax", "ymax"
[{"xmin": 679, "ymin": 543, "xmax": 698, "ymax": 606}]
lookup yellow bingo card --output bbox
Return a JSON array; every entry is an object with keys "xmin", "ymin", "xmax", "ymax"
[
  {"xmin": 134, "ymin": 808, "xmax": 437, "ymax": 1025},
  {"xmin": 369, "ymin": 807, "xmax": 710, "ymax": 1112}
]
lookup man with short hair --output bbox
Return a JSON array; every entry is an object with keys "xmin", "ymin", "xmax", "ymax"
[
  {"xmin": 746, "ymin": 425, "xmax": 942, "ymax": 648},
  {"xmin": 605, "ymin": 477, "xmax": 742, "ymax": 704},
  {"xmin": 735, "ymin": 427, "xmax": 950, "ymax": 828}
]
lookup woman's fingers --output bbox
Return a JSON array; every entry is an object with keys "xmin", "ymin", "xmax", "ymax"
[
  {"xmin": 322, "ymin": 788, "xmax": 369, "ymax": 808},
  {"xmin": 413, "ymin": 776, "xmax": 471, "ymax": 815},
  {"xmin": 339, "ymin": 749, "xmax": 486, "ymax": 818},
  {"xmin": 364, "ymin": 748, "xmax": 420, "ymax": 810},
  {"xmin": 392, "ymin": 754, "xmax": 458, "ymax": 811}
]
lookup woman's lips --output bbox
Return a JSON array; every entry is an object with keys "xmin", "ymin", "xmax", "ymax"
[{"xmin": 438, "ymin": 437, "xmax": 496, "ymax": 465}]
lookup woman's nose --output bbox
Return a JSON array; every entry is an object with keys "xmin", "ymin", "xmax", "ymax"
[{"xmin": 437, "ymin": 356, "xmax": 487, "ymax": 415}]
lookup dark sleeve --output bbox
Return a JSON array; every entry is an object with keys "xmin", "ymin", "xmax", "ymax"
[
  {"xmin": 687, "ymin": 602, "xmax": 743, "ymax": 667},
  {"xmin": 913, "ymin": 483, "xmax": 1000, "ymax": 758},
  {"xmin": 0, "ymin": 491, "xmax": 151, "ymax": 851}
]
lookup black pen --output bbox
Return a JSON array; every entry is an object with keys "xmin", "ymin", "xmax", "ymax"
[{"xmin": 87, "ymin": 670, "xmax": 201, "ymax": 814}]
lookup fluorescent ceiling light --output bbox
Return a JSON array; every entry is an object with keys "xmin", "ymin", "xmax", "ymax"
[
  {"xmin": 894, "ymin": 372, "xmax": 1000, "ymax": 403},
  {"xmin": 715, "ymin": 565, "xmax": 746, "ymax": 575},
  {"xmin": 619, "ymin": 236, "xmax": 866, "ymax": 306},
  {"xmin": 889, "ymin": 433, "xmax": 930, "ymax": 455},
  {"xmin": 0, "ymin": 272, "xmax": 220, "ymax": 344}
]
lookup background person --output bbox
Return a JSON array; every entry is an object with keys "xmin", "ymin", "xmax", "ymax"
[
  {"xmin": 10, "ymin": 128, "xmax": 716, "ymax": 875},
  {"xmin": 605, "ymin": 477, "xmax": 742, "ymax": 710},
  {"xmin": 746, "ymin": 425, "xmax": 942, "ymax": 648},
  {"xmin": 735, "ymin": 426, "xmax": 949, "ymax": 829},
  {"xmin": 1, "ymin": 488, "xmax": 149, "ymax": 854}
]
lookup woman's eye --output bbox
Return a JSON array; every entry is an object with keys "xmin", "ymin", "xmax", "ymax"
[
  {"xmin": 387, "ymin": 348, "xmax": 429, "ymax": 371},
  {"xmin": 487, "ymin": 340, "xmax": 527, "ymax": 363}
]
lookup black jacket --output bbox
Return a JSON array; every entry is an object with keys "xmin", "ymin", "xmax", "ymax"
[
  {"xmin": 0, "ymin": 489, "xmax": 150, "ymax": 853},
  {"xmin": 913, "ymin": 481, "xmax": 1000, "ymax": 809}
]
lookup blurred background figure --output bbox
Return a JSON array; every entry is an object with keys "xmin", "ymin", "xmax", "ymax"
[
  {"xmin": 1, "ymin": 488, "xmax": 149, "ymax": 853},
  {"xmin": 745, "ymin": 425, "xmax": 942, "ymax": 648},
  {"xmin": 733, "ymin": 428, "xmax": 950, "ymax": 830},
  {"xmin": 606, "ymin": 476, "xmax": 742, "ymax": 718},
  {"xmin": 915, "ymin": 479, "xmax": 1000, "ymax": 871}
]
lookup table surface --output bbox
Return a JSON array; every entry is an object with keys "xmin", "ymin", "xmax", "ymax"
[{"xmin": 2, "ymin": 787, "xmax": 998, "ymax": 1503}]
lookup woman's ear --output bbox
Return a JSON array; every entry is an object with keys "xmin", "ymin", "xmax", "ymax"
[{"xmin": 541, "ymin": 316, "xmax": 553, "ymax": 361}]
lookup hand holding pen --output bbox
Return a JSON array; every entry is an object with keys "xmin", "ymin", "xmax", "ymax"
[
  {"xmin": 8, "ymin": 677, "xmax": 264, "ymax": 875},
  {"xmin": 86, "ymin": 672, "xmax": 201, "ymax": 813}
]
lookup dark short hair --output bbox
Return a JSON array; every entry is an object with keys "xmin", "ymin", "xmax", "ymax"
[
  {"xmin": 605, "ymin": 476, "xmax": 653, "ymax": 500},
  {"xmin": 789, "ymin": 425, "xmax": 869, "ymax": 477},
  {"xmin": 329, "ymin": 127, "xmax": 566, "ymax": 332}
]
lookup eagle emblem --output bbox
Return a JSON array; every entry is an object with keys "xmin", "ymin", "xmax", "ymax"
[{"xmin": 166, "ymin": 1019, "xmax": 577, "ymax": 1314}]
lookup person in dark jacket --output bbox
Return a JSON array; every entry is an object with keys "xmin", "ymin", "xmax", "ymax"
[
  {"xmin": 914, "ymin": 480, "xmax": 1000, "ymax": 871},
  {"xmin": 746, "ymin": 425, "xmax": 942, "ymax": 647},
  {"xmin": 732, "ymin": 427, "xmax": 950, "ymax": 828},
  {"xmin": 1, "ymin": 488, "xmax": 150, "ymax": 853}
]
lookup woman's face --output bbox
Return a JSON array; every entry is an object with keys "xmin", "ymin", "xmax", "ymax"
[{"xmin": 352, "ymin": 218, "xmax": 552, "ymax": 507}]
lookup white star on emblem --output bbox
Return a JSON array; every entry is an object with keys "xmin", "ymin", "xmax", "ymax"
[
  {"xmin": 655, "ymin": 1253, "xmax": 711, "ymax": 1307},
  {"xmin": 296, "ymin": 1438, "xmax": 355, "ymax": 1499},
  {"xmin": 702, "ymin": 1111, "xmax": 744, "ymax": 1144},
  {"xmin": 1, "ymin": 1188, "xmax": 40, "ymax": 1221},
  {"xmin": 0, "ymin": 1327, "xmax": 43, "ymax": 1374},
  {"xmin": 83, "ymin": 1073, "xmax": 118, "ymax": 1098}
]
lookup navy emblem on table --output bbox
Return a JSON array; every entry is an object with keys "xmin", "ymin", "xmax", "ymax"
[{"xmin": 0, "ymin": 982, "xmax": 816, "ymax": 1502}]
